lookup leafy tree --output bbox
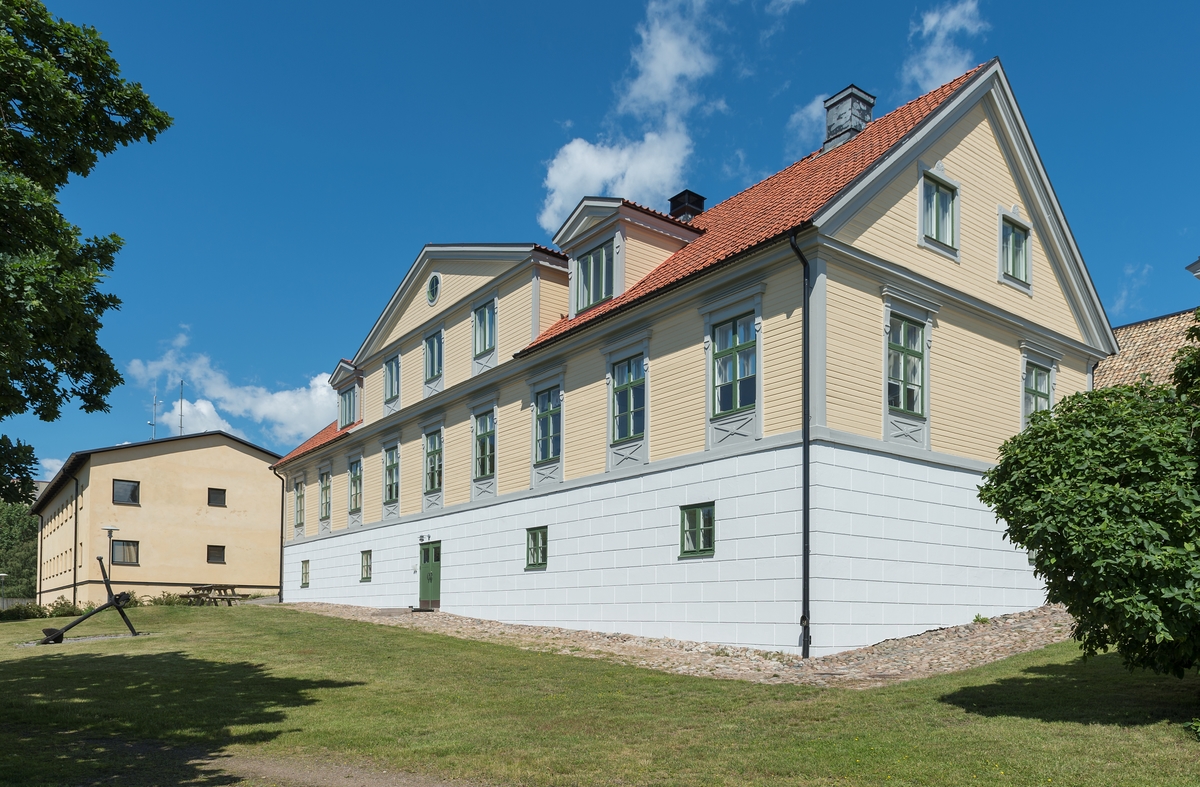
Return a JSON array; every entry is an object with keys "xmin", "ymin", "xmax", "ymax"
[
  {"xmin": 0, "ymin": 500, "xmax": 38, "ymax": 598},
  {"xmin": 0, "ymin": 1, "xmax": 172, "ymax": 502},
  {"xmin": 978, "ymin": 382, "xmax": 1200, "ymax": 677}
]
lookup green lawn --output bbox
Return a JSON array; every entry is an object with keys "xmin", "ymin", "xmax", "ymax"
[{"xmin": 0, "ymin": 606, "xmax": 1197, "ymax": 786}]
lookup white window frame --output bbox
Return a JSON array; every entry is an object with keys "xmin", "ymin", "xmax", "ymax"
[
  {"xmin": 474, "ymin": 300, "xmax": 496, "ymax": 358},
  {"xmin": 700, "ymin": 282, "xmax": 765, "ymax": 449},
  {"xmin": 292, "ymin": 476, "xmax": 306, "ymax": 535},
  {"xmin": 383, "ymin": 355, "xmax": 400, "ymax": 403},
  {"xmin": 574, "ymin": 239, "xmax": 615, "ymax": 314},
  {"xmin": 917, "ymin": 162, "xmax": 960, "ymax": 262},
  {"xmin": 526, "ymin": 366, "xmax": 565, "ymax": 488},
  {"xmin": 1019, "ymin": 340, "xmax": 1060, "ymax": 428},
  {"xmin": 997, "ymin": 205, "xmax": 1033, "ymax": 293},
  {"xmin": 347, "ymin": 456, "xmax": 363, "ymax": 514},
  {"xmin": 881, "ymin": 285, "xmax": 939, "ymax": 450},
  {"xmin": 338, "ymin": 385, "xmax": 358, "ymax": 428},
  {"xmin": 317, "ymin": 467, "xmax": 331, "ymax": 522}
]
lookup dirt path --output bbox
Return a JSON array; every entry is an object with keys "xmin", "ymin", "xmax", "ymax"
[{"xmin": 285, "ymin": 602, "xmax": 1074, "ymax": 689}]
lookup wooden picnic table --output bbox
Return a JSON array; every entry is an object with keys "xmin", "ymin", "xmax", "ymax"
[{"xmin": 181, "ymin": 584, "xmax": 249, "ymax": 606}]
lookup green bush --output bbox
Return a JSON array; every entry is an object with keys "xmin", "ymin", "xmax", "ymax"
[
  {"xmin": 146, "ymin": 591, "xmax": 186, "ymax": 606},
  {"xmin": 44, "ymin": 596, "xmax": 85, "ymax": 618},
  {"xmin": 0, "ymin": 602, "xmax": 47, "ymax": 621}
]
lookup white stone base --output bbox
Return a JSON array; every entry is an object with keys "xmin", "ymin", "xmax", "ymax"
[{"xmin": 283, "ymin": 435, "xmax": 1042, "ymax": 656}]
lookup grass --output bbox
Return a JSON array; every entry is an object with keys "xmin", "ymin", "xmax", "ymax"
[{"xmin": 1, "ymin": 606, "xmax": 1198, "ymax": 786}]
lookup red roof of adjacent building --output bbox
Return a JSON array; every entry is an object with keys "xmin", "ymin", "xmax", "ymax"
[
  {"xmin": 274, "ymin": 420, "xmax": 354, "ymax": 468},
  {"xmin": 519, "ymin": 64, "xmax": 985, "ymax": 355},
  {"xmin": 1094, "ymin": 308, "xmax": 1198, "ymax": 388}
]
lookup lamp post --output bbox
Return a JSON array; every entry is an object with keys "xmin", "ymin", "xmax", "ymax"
[{"xmin": 0, "ymin": 573, "xmax": 8, "ymax": 611}]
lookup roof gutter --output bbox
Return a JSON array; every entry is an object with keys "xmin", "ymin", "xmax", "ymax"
[{"xmin": 788, "ymin": 230, "xmax": 813, "ymax": 659}]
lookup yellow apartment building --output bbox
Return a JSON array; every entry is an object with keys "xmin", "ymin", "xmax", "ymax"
[
  {"xmin": 274, "ymin": 59, "xmax": 1117, "ymax": 656},
  {"xmin": 33, "ymin": 431, "xmax": 282, "ymax": 606}
]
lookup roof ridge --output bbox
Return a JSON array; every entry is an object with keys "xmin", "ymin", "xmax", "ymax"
[{"xmin": 1111, "ymin": 306, "xmax": 1198, "ymax": 332}]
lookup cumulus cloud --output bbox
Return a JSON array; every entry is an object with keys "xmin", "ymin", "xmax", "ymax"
[
  {"xmin": 129, "ymin": 332, "xmax": 337, "ymax": 447},
  {"xmin": 902, "ymin": 0, "xmax": 989, "ymax": 93},
  {"xmin": 538, "ymin": 0, "xmax": 716, "ymax": 233},
  {"xmin": 40, "ymin": 457, "xmax": 64, "ymax": 479},
  {"xmin": 785, "ymin": 93, "xmax": 829, "ymax": 158}
]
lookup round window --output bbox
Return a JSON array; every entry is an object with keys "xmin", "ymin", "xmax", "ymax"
[{"xmin": 426, "ymin": 274, "xmax": 440, "ymax": 305}]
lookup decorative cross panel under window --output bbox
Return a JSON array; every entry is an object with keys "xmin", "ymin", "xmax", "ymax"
[
  {"xmin": 602, "ymin": 329, "xmax": 651, "ymax": 471},
  {"xmin": 527, "ymin": 367, "xmax": 565, "ymax": 489},
  {"xmin": 472, "ymin": 296, "xmax": 498, "ymax": 375},
  {"xmin": 881, "ymin": 285, "xmax": 939, "ymax": 450},
  {"xmin": 471, "ymin": 401, "xmax": 497, "ymax": 501},
  {"xmin": 422, "ymin": 420, "xmax": 444, "ymax": 511},
  {"xmin": 701, "ymin": 282, "xmax": 766, "ymax": 450},
  {"xmin": 423, "ymin": 328, "xmax": 444, "ymax": 397},
  {"xmin": 380, "ymin": 437, "xmax": 400, "ymax": 520},
  {"xmin": 346, "ymin": 454, "xmax": 363, "ymax": 529}
]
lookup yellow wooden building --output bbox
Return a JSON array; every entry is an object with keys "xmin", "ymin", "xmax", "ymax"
[{"xmin": 274, "ymin": 60, "xmax": 1117, "ymax": 656}]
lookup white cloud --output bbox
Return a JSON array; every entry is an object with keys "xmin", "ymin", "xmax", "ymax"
[
  {"xmin": 765, "ymin": 0, "xmax": 807, "ymax": 14},
  {"xmin": 538, "ymin": 0, "xmax": 715, "ymax": 233},
  {"xmin": 902, "ymin": 0, "xmax": 989, "ymax": 93},
  {"xmin": 1110, "ymin": 263, "xmax": 1152, "ymax": 318},
  {"xmin": 129, "ymin": 333, "xmax": 338, "ymax": 447},
  {"xmin": 39, "ymin": 458, "xmax": 64, "ymax": 479},
  {"xmin": 785, "ymin": 93, "xmax": 829, "ymax": 158}
]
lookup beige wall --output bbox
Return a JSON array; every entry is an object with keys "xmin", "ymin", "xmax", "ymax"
[
  {"xmin": 625, "ymin": 223, "xmax": 686, "ymax": 289},
  {"xmin": 538, "ymin": 268, "xmax": 569, "ymax": 335},
  {"xmin": 41, "ymin": 435, "xmax": 280, "ymax": 606},
  {"xmin": 381, "ymin": 260, "xmax": 516, "ymax": 348}
]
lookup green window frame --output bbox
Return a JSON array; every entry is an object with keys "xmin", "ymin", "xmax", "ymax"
[
  {"xmin": 534, "ymin": 387, "xmax": 561, "ymax": 463},
  {"xmin": 384, "ymin": 356, "xmax": 400, "ymax": 402},
  {"xmin": 338, "ymin": 386, "xmax": 357, "ymax": 428},
  {"xmin": 576, "ymin": 240, "xmax": 614, "ymax": 312},
  {"xmin": 1024, "ymin": 363, "xmax": 1051, "ymax": 420},
  {"xmin": 680, "ymin": 504, "xmax": 715, "ymax": 557},
  {"xmin": 318, "ymin": 471, "xmax": 331, "ymax": 520},
  {"xmin": 383, "ymin": 447, "xmax": 399, "ymax": 504},
  {"xmin": 348, "ymin": 459, "xmax": 363, "ymax": 513},
  {"xmin": 611, "ymin": 355, "xmax": 645, "ymax": 443},
  {"xmin": 526, "ymin": 526, "xmax": 548, "ymax": 569},
  {"xmin": 887, "ymin": 316, "xmax": 925, "ymax": 416},
  {"xmin": 425, "ymin": 431, "xmax": 443, "ymax": 493},
  {"xmin": 360, "ymin": 550, "xmax": 372, "ymax": 582},
  {"xmin": 293, "ymin": 481, "xmax": 305, "ymax": 528},
  {"xmin": 424, "ymin": 333, "xmax": 443, "ymax": 381},
  {"xmin": 474, "ymin": 301, "xmax": 496, "ymax": 357},
  {"xmin": 712, "ymin": 313, "xmax": 756, "ymax": 417},
  {"xmin": 1002, "ymin": 219, "xmax": 1029, "ymax": 283},
  {"xmin": 474, "ymin": 411, "xmax": 495, "ymax": 480},
  {"xmin": 922, "ymin": 177, "xmax": 957, "ymax": 248},
  {"xmin": 300, "ymin": 559, "xmax": 310, "ymax": 588}
]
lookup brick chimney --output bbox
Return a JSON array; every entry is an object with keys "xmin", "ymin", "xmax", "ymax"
[{"xmin": 822, "ymin": 85, "xmax": 876, "ymax": 153}]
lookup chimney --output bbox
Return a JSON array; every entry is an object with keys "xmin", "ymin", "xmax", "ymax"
[
  {"xmin": 822, "ymin": 85, "xmax": 876, "ymax": 153},
  {"xmin": 669, "ymin": 190, "xmax": 705, "ymax": 223}
]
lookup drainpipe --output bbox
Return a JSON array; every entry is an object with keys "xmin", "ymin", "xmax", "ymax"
[
  {"xmin": 70, "ymin": 474, "xmax": 80, "ymax": 607},
  {"xmin": 272, "ymin": 468, "xmax": 285, "ymax": 603},
  {"xmin": 36, "ymin": 512, "xmax": 43, "ymax": 605},
  {"xmin": 788, "ymin": 231, "xmax": 812, "ymax": 658}
]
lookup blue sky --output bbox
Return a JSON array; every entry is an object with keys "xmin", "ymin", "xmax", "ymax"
[{"xmin": 12, "ymin": 0, "xmax": 1200, "ymax": 478}]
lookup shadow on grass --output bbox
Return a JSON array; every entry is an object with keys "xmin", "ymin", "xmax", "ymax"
[
  {"xmin": 0, "ymin": 650, "xmax": 362, "ymax": 786},
  {"xmin": 940, "ymin": 651, "xmax": 1200, "ymax": 726}
]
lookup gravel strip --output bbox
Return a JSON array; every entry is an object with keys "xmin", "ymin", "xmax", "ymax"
[{"xmin": 285, "ymin": 602, "xmax": 1073, "ymax": 689}]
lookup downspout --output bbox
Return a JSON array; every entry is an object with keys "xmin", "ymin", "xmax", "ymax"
[
  {"xmin": 36, "ymin": 512, "xmax": 43, "ymax": 606},
  {"xmin": 70, "ymin": 474, "xmax": 80, "ymax": 607},
  {"xmin": 272, "ymin": 468, "xmax": 285, "ymax": 603},
  {"xmin": 788, "ymin": 231, "xmax": 812, "ymax": 658}
]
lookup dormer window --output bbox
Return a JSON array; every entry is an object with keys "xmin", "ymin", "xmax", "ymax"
[
  {"xmin": 338, "ymin": 386, "xmax": 357, "ymax": 428},
  {"xmin": 576, "ymin": 240, "xmax": 614, "ymax": 312}
]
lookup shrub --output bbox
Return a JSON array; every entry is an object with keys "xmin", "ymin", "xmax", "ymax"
[
  {"xmin": 45, "ymin": 596, "xmax": 85, "ymax": 618},
  {"xmin": 146, "ymin": 591, "xmax": 186, "ymax": 606},
  {"xmin": 0, "ymin": 602, "xmax": 47, "ymax": 621}
]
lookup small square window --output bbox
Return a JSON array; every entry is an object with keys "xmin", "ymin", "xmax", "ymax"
[
  {"xmin": 207, "ymin": 545, "xmax": 226, "ymax": 564},
  {"xmin": 680, "ymin": 504, "xmax": 715, "ymax": 557},
  {"xmin": 113, "ymin": 480, "xmax": 140, "ymax": 506},
  {"xmin": 112, "ymin": 539, "xmax": 140, "ymax": 565},
  {"xmin": 300, "ymin": 559, "xmax": 310, "ymax": 588},
  {"xmin": 526, "ymin": 527, "xmax": 548, "ymax": 569},
  {"xmin": 207, "ymin": 488, "xmax": 226, "ymax": 507},
  {"xmin": 361, "ymin": 550, "xmax": 372, "ymax": 582}
]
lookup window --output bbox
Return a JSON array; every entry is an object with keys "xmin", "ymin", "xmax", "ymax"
[
  {"xmin": 319, "ymin": 470, "xmax": 331, "ymax": 520},
  {"xmin": 526, "ymin": 526, "xmax": 547, "ymax": 569},
  {"xmin": 534, "ymin": 387, "xmax": 561, "ymax": 463},
  {"xmin": 680, "ymin": 504, "xmax": 715, "ymax": 557},
  {"xmin": 383, "ymin": 447, "xmax": 399, "ymax": 504},
  {"xmin": 361, "ymin": 550, "xmax": 372, "ymax": 582},
  {"xmin": 1024, "ymin": 363, "xmax": 1051, "ymax": 420},
  {"xmin": 207, "ymin": 545, "xmax": 226, "ymax": 564},
  {"xmin": 338, "ymin": 386, "xmax": 357, "ymax": 428},
  {"xmin": 474, "ymin": 411, "xmax": 495, "ymax": 479},
  {"xmin": 576, "ymin": 240, "xmax": 614, "ymax": 312},
  {"xmin": 348, "ymin": 459, "xmax": 363, "ymax": 513},
  {"xmin": 384, "ymin": 356, "xmax": 400, "ymax": 402},
  {"xmin": 713, "ymin": 314, "xmax": 756, "ymax": 416},
  {"xmin": 426, "ymin": 273, "xmax": 440, "ymax": 305},
  {"xmin": 112, "ymin": 539, "xmax": 139, "ymax": 565},
  {"xmin": 293, "ymin": 481, "xmax": 305, "ymax": 528},
  {"xmin": 113, "ymin": 479, "xmax": 140, "ymax": 506},
  {"xmin": 922, "ymin": 176, "xmax": 957, "ymax": 248},
  {"xmin": 887, "ymin": 316, "xmax": 925, "ymax": 416},
  {"xmin": 300, "ymin": 559, "xmax": 310, "ymax": 588},
  {"xmin": 207, "ymin": 488, "xmax": 226, "ymax": 507},
  {"xmin": 424, "ymin": 333, "xmax": 443, "ymax": 381},
  {"xmin": 474, "ymin": 301, "xmax": 496, "ymax": 357},
  {"xmin": 612, "ymin": 355, "xmax": 645, "ymax": 442},
  {"xmin": 1002, "ymin": 219, "xmax": 1030, "ymax": 283},
  {"xmin": 424, "ymin": 431, "xmax": 443, "ymax": 493}
]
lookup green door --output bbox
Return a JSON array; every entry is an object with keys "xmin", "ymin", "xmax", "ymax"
[{"xmin": 419, "ymin": 541, "xmax": 441, "ymax": 609}]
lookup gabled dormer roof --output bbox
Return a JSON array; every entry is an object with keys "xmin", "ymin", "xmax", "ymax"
[
  {"xmin": 328, "ymin": 359, "xmax": 359, "ymax": 390},
  {"xmin": 553, "ymin": 197, "xmax": 703, "ymax": 252}
]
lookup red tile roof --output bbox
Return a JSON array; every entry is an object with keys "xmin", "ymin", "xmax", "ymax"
[
  {"xmin": 519, "ymin": 64, "xmax": 985, "ymax": 355},
  {"xmin": 1094, "ymin": 308, "xmax": 1198, "ymax": 388},
  {"xmin": 273, "ymin": 420, "xmax": 356, "ymax": 468},
  {"xmin": 533, "ymin": 244, "xmax": 568, "ymax": 260}
]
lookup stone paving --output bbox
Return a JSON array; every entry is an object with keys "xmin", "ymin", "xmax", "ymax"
[{"xmin": 286, "ymin": 602, "xmax": 1074, "ymax": 689}]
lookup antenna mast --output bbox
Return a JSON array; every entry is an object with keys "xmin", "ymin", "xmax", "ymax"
[
  {"xmin": 147, "ymin": 382, "xmax": 160, "ymax": 440},
  {"xmin": 179, "ymin": 379, "xmax": 185, "ymax": 436}
]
